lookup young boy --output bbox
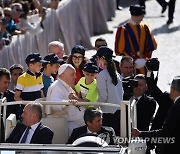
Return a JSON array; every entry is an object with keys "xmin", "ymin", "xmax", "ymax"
[
  {"xmin": 74, "ymin": 62, "xmax": 99, "ymax": 108},
  {"xmin": 42, "ymin": 53, "xmax": 63, "ymax": 96},
  {"xmin": 14, "ymin": 53, "xmax": 47, "ymax": 101}
]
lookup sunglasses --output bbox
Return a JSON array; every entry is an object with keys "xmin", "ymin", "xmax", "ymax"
[{"xmin": 72, "ymin": 55, "xmax": 83, "ymax": 60}]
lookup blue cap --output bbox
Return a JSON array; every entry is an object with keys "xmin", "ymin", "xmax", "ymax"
[
  {"xmin": 83, "ymin": 63, "xmax": 98, "ymax": 73},
  {"xmin": 44, "ymin": 53, "xmax": 64, "ymax": 64},
  {"xmin": 25, "ymin": 53, "xmax": 47, "ymax": 64},
  {"xmin": 95, "ymin": 46, "xmax": 115, "ymax": 61},
  {"xmin": 71, "ymin": 45, "xmax": 85, "ymax": 56}
]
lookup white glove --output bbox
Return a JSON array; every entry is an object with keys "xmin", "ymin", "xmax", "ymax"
[{"xmin": 135, "ymin": 58, "xmax": 146, "ymax": 69}]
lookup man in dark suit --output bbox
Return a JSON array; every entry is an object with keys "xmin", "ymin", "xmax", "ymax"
[
  {"xmin": 146, "ymin": 71, "xmax": 173, "ymax": 130},
  {"xmin": 145, "ymin": 69, "xmax": 174, "ymax": 153},
  {"xmin": 132, "ymin": 76, "xmax": 180, "ymax": 154},
  {"xmin": 132, "ymin": 74, "xmax": 157, "ymax": 131},
  {"xmin": 5, "ymin": 102, "xmax": 54, "ymax": 144},
  {"xmin": 0, "ymin": 68, "xmax": 20, "ymax": 142},
  {"xmin": 67, "ymin": 108, "xmax": 116, "ymax": 145}
]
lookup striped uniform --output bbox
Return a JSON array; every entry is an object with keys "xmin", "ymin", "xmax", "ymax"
[
  {"xmin": 115, "ymin": 21, "xmax": 157, "ymax": 74},
  {"xmin": 16, "ymin": 70, "xmax": 44, "ymax": 101},
  {"xmin": 115, "ymin": 21, "xmax": 157, "ymax": 59}
]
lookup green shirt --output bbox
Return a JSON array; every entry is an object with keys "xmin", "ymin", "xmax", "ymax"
[{"xmin": 75, "ymin": 77, "xmax": 98, "ymax": 107}]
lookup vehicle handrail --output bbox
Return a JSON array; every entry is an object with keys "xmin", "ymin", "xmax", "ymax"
[
  {"xmin": 0, "ymin": 100, "xmax": 125, "ymax": 107},
  {"xmin": 0, "ymin": 143, "xmax": 124, "ymax": 152},
  {"xmin": 0, "ymin": 98, "xmax": 131, "ymax": 142}
]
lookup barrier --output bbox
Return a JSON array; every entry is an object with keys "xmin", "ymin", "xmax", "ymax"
[{"xmin": 0, "ymin": 0, "xmax": 116, "ymax": 69}]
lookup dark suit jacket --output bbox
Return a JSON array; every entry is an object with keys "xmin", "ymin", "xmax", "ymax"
[
  {"xmin": 67, "ymin": 125, "xmax": 116, "ymax": 145},
  {"xmin": 5, "ymin": 122, "xmax": 54, "ymax": 144},
  {"xmin": 1, "ymin": 89, "xmax": 20, "ymax": 142},
  {"xmin": 136, "ymin": 94, "xmax": 156, "ymax": 131},
  {"xmin": 146, "ymin": 73, "xmax": 173, "ymax": 130},
  {"xmin": 140, "ymin": 97, "xmax": 180, "ymax": 154},
  {"xmin": 3, "ymin": 89, "xmax": 22, "ymax": 119}
]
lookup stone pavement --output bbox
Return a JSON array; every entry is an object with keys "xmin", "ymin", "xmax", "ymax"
[{"xmin": 86, "ymin": 0, "xmax": 180, "ymax": 93}]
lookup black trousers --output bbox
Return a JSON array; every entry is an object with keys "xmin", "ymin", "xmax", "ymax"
[
  {"xmin": 168, "ymin": 0, "xmax": 176, "ymax": 20},
  {"xmin": 0, "ymin": 117, "xmax": 4, "ymax": 142},
  {"xmin": 139, "ymin": 0, "xmax": 167, "ymax": 9},
  {"xmin": 102, "ymin": 110, "xmax": 120, "ymax": 136}
]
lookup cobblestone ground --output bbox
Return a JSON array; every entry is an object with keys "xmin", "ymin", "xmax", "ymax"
[{"xmin": 86, "ymin": 0, "xmax": 180, "ymax": 93}]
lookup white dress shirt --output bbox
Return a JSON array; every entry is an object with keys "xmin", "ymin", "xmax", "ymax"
[
  {"xmin": 46, "ymin": 79, "xmax": 85, "ymax": 135},
  {"xmin": 19, "ymin": 122, "xmax": 40, "ymax": 144}
]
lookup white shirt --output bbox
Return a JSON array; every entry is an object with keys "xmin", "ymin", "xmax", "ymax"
[
  {"xmin": 87, "ymin": 127, "xmax": 96, "ymax": 134},
  {"xmin": 129, "ymin": 18, "xmax": 138, "ymax": 25},
  {"xmin": 19, "ymin": 122, "xmax": 40, "ymax": 144},
  {"xmin": 174, "ymin": 96, "xmax": 180, "ymax": 103},
  {"xmin": 16, "ymin": 18, "xmax": 43, "ymax": 35},
  {"xmin": 0, "ymin": 92, "xmax": 3, "ymax": 99},
  {"xmin": 46, "ymin": 79, "xmax": 85, "ymax": 122}
]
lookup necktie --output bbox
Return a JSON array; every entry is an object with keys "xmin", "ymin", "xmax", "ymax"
[{"xmin": 20, "ymin": 126, "xmax": 31, "ymax": 143}]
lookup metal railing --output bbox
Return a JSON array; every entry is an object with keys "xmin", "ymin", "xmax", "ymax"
[{"xmin": 0, "ymin": 98, "xmax": 134, "ymax": 141}]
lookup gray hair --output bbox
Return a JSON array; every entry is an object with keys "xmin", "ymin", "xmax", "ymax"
[
  {"xmin": 28, "ymin": 102, "xmax": 43, "ymax": 120},
  {"xmin": 48, "ymin": 41, "xmax": 64, "ymax": 51},
  {"xmin": 120, "ymin": 56, "xmax": 134, "ymax": 66},
  {"xmin": 171, "ymin": 76, "xmax": 180, "ymax": 92}
]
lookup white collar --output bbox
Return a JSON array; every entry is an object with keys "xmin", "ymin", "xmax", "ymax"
[
  {"xmin": 133, "ymin": 96, "xmax": 142, "ymax": 101},
  {"xmin": 174, "ymin": 96, "xmax": 180, "ymax": 103},
  {"xmin": 58, "ymin": 78, "xmax": 74, "ymax": 93},
  {"xmin": 87, "ymin": 127, "xmax": 96, "ymax": 134},
  {"xmin": 129, "ymin": 18, "xmax": 138, "ymax": 25},
  {"xmin": 30, "ymin": 122, "xmax": 40, "ymax": 131}
]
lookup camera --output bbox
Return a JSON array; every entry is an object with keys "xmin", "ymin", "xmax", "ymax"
[
  {"xmin": 145, "ymin": 58, "xmax": 160, "ymax": 71},
  {"xmin": 122, "ymin": 76, "xmax": 138, "ymax": 100}
]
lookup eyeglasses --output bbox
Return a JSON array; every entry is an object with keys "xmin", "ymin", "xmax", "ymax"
[
  {"xmin": 4, "ymin": 13, "xmax": 11, "ymax": 17},
  {"xmin": 72, "ymin": 55, "xmax": 83, "ymax": 60}
]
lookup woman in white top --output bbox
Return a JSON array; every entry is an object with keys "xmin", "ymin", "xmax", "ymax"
[
  {"xmin": 12, "ymin": 2, "xmax": 45, "ymax": 35},
  {"xmin": 96, "ymin": 46, "xmax": 123, "ymax": 136}
]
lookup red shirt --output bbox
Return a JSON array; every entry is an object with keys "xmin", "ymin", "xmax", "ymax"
[{"xmin": 75, "ymin": 68, "xmax": 83, "ymax": 85}]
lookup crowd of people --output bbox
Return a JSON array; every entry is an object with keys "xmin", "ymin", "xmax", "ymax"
[
  {"xmin": 0, "ymin": 2, "xmax": 179, "ymax": 154},
  {"xmin": 0, "ymin": 0, "xmax": 59, "ymax": 49}
]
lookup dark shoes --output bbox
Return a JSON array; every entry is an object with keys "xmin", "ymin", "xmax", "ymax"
[
  {"xmin": 161, "ymin": 2, "xmax": 168, "ymax": 14},
  {"xmin": 167, "ymin": 19, "xmax": 173, "ymax": 25}
]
